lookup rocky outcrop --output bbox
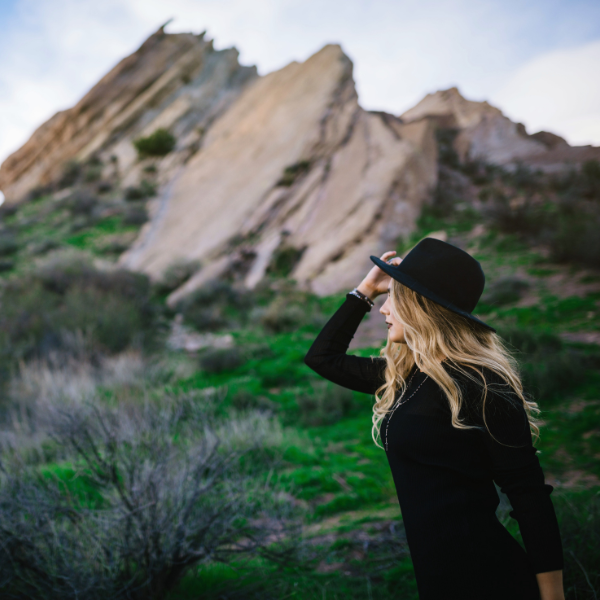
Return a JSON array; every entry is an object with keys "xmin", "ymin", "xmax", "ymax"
[
  {"xmin": 401, "ymin": 87, "xmax": 600, "ymax": 170},
  {"xmin": 16, "ymin": 31, "xmax": 600, "ymax": 303},
  {"xmin": 119, "ymin": 44, "xmax": 437, "ymax": 300},
  {"xmin": 0, "ymin": 23, "xmax": 257, "ymax": 204}
]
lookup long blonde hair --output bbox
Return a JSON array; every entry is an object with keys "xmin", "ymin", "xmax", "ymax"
[{"xmin": 371, "ymin": 279, "xmax": 543, "ymax": 449}]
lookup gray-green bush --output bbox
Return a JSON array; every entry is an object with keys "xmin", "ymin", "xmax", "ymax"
[
  {"xmin": 296, "ymin": 380, "xmax": 356, "ymax": 427},
  {"xmin": 0, "ymin": 394, "xmax": 297, "ymax": 600},
  {"xmin": 0, "ymin": 252, "xmax": 159, "ymax": 368}
]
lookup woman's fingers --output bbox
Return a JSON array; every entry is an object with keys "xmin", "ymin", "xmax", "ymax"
[{"xmin": 379, "ymin": 250, "xmax": 402, "ymax": 266}]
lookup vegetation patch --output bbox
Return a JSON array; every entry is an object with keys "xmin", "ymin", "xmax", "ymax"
[
  {"xmin": 133, "ymin": 128, "xmax": 177, "ymax": 159},
  {"xmin": 277, "ymin": 160, "xmax": 311, "ymax": 187}
]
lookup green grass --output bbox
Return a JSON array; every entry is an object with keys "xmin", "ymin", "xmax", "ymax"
[
  {"xmin": 4, "ymin": 163, "xmax": 600, "ymax": 599},
  {"xmin": 64, "ymin": 215, "xmax": 138, "ymax": 250},
  {"xmin": 0, "ymin": 192, "xmax": 146, "ymax": 278}
]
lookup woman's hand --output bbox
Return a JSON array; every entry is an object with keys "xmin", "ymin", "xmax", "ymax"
[{"xmin": 357, "ymin": 251, "xmax": 402, "ymax": 300}]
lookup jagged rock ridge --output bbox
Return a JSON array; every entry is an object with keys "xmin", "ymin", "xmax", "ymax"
[
  {"xmin": 0, "ymin": 24, "xmax": 258, "ymax": 203},
  {"xmin": 2, "ymin": 30, "xmax": 599, "ymax": 301},
  {"xmin": 401, "ymin": 87, "xmax": 600, "ymax": 170},
  {"xmin": 121, "ymin": 44, "xmax": 437, "ymax": 300}
]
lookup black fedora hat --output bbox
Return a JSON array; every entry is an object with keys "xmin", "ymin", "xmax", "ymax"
[{"xmin": 370, "ymin": 237, "xmax": 496, "ymax": 333}]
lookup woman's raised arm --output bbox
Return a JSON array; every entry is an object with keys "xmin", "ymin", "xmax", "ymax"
[{"xmin": 304, "ymin": 293, "xmax": 387, "ymax": 395}]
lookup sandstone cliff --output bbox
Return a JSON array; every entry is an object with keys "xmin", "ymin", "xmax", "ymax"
[
  {"xmin": 120, "ymin": 44, "xmax": 437, "ymax": 300},
  {"xmin": 401, "ymin": 87, "xmax": 600, "ymax": 170},
  {"xmin": 0, "ymin": 23, "xmax": 257, "ymax": 204},
  {"xmin": 3, "ymin": 28, "xmax": 598, "ymax": 302}
]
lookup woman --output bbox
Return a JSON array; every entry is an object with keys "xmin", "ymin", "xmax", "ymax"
[{"xmin": 304, "ymin": 238, "xmax": 564, "ymax": 600}]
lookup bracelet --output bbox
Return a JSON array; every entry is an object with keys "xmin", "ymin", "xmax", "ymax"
[{"xmin": 348, "ymin": 287, "xmax": 375, "ymax": 308}]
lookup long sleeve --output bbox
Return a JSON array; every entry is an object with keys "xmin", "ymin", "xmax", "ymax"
[
  {"xmin": 303, "ymin": 293, "xmax": 387, "ymax": 395},
  {"xmin": 468, "ymin": 368, "xmax": 564, "ymax": 574}
]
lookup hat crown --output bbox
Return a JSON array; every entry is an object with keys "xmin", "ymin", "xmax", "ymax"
[{"xmin": 398, "ymin": 238, "xmax": 485, "ymax": 313}]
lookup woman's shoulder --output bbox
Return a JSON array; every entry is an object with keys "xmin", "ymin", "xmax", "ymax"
[{"xmin": 443, "ymin": 361, "xmax": 529, "ymax": 434}]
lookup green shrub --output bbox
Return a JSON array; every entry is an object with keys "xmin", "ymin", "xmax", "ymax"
[
  {"xmin": 155, "ymin": 259, "xmax": 201, "ymax": 295},
  {"xmin": 175, "ymin": 279, "xmax": 249, "ymax": 331},
  {"xmin": 230, "ymin": 389, "xmax": 275, "ymax": 411},
  {"xmin": 0, "ymin": 252, "xmax": 158, "ymax": 363},
  {"xmin": 553, "ymin": 490, "xmax": 600, "ymax": 598},
  {"xmin": 483, "ymin": 194, "xmax": 542, "ymax": 237},
  {"xmin": 482, "ymin": 276, "xmax": 530, "ymax": 306},
  {"xmin": 124, "ymin": 179, "xmax": 156, "ymax": 201},
  {"xmin": 58, "ymin": 160, "xmax": 82, "ymax": 188},
  {"xmin": 65, "ymin": 190, "xmax": 98, "ymax": 216},
  {"xmin": 581, "ymin": 159, "xmax": 600, "ymax": 199},
  {"xmin": 435, "ymin": 128, "xmax": 460, "ymax": 169},
  {"xmin": 96, "ymin": 180, "xmax": 112, "ymax": 193},
  {"xmin": 501, "ymin": 327, "xmax": 591, "ymax": 402},
  {"xmin": 25, "ymin": 185, "xmax": 53, "ymax": 202},
  {"xmin": 199, "ymin": 347, "xmax": 245, "ymax": 374},
  {"xmin": 0, "ymin": 398, "xmax": 292, "ymax": 600},
  {"xmin": 501, "ymin": 163, "xmax": 543, "ymax": 191},
  {"xmin": 0, "ymin": 204, "xmax": 18, "ymax": 219},
  {"xmin": 544, "ymin": 203, "xmax": 600, "ymax": 268},
  {"xmin": 277, "ymin": 160, "xmax": 311, "ymax": 186},
  {"xmin": 182, "ymin": 306, "xmax": 230, "ymax": 332},
  {"xmin": 266, "ymin": 244, "xmax": 305, "ymax": 278},
  {"xmin": 0, "ymin": 232, "xmax": 18, "ymax": 256},
  {"xmin": 83, "ymin": 162, "xmax": 103, "ymax": 182},
  {"xmin": 478, "ymin": 159, "xmax": 600, "ymax": 268},
  {"xmin": 122, "ymin": 206, "xmax": 148, "ymax": 226},
  {"xmin": 133, "ymin": 128, "xmax": 176, "ymax": 158},
  {"xmin": 296, "ymin": 380, "xmax": 356, "ymax": 426},
  {"xmin": 260, "ymin": 297, "xmax": 306, "ymax": 334},
  {"xmin": 0, "ymin": 259, "xmax": 14, "ymax": 272}
]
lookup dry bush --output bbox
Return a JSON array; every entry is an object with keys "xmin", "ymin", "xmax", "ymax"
[
  {"xmin": 481, "ymin": 276, "xmax": 530, "ymax": 306},
  {"xmin": 0, "ymin": 393, "xmax": 298, "ymax": 600},
  {"xmin": 0, "ymin": 249, "xmax": 158, "ymax": 367},
  {"xmin": 295, "ymin": 380, "xmax": 356, "ymax": 427},
  {"xmin": 259, "ymin": 297, "xmax": 306, "ymax": 334},
  {"xmin": 154, "ymin": 259, "xmax": 202, "ymax": 295}
]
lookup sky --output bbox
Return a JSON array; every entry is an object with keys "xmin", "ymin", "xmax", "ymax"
[{"xmin": 1, "ymin": 0, "xmax": 599, "ymax": 168}]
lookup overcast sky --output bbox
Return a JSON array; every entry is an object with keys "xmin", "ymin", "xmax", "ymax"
[{"xmin": 1, "ymin": 0, "xmax": 599, "ymax": 167}]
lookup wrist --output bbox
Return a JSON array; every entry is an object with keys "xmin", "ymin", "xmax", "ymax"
[{"xmin": 357, "ymin": 282, "xmax": 377, "ymax": 301}]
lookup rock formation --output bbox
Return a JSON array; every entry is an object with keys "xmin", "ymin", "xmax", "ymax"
[
  {"xmin": 401, "ymin": 87, "xmax": 600, "ymax": 170},
  {"xmin": 3, "ymin": 28, "xmax": 599, "ymax": 301},
  {"xmin": 120, "ymin": 43, "xmax": 437, "ymax": 300},
  {"xmin": 0, "ymin": 23, "xmax": 257, "ymax": 204}
]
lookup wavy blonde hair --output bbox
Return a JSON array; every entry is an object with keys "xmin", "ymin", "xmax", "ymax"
[{"xmin": 371, "ymin": 279, "xmax": 543, "ymax": 449}]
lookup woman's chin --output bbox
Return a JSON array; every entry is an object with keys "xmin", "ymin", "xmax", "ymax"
[{"xmin": 388, "ymin": 332, "xmax": 405, "ymax": 344}]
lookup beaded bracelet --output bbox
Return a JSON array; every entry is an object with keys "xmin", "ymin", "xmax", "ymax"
[{"xmin": 348, "ymin": 287, "xmax": 375, "ymax": 308}]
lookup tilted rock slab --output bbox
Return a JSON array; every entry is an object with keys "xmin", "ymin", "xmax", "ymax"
[
  {"xmin": 0, "ymin": 25, "xmax": 257, "ymax": 204},
  {"xmin": 401, "ymin": 87, "xmax": 600, "ymax": 170},
  {"xmin": 119, "ymin": 44, "xmax": 437, "ymax": 301}
]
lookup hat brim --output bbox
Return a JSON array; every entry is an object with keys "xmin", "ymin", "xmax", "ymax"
[{"xmin": 370, "ymin": 255, "xmax": 497, "ymax": 333}]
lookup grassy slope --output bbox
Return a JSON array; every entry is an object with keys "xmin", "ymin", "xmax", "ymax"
[
  {"xmin": 2, "ymin": 170, "xmax": 599, "ymax": 599},
  {"xmin": 164, "ymin": 232, "xmax": 599, "ymax": 598}
]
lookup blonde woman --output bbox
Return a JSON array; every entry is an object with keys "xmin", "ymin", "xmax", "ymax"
[{"xmin": 304, "ymin": 238, "xmax": 564, "ymax": 600}]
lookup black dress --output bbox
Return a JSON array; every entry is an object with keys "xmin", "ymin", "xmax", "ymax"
[{"xmin": 304, "ymin": 293, "xmax": 564, "ymax": 600}]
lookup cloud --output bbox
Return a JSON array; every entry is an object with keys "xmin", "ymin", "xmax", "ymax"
[
  {"xmin": 1, "ymin": 0, "xmax": 599, "ymax": 168},
  {"xmin": 491, "ymin": 39, "xmax": 600, "ymax": 146}
]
